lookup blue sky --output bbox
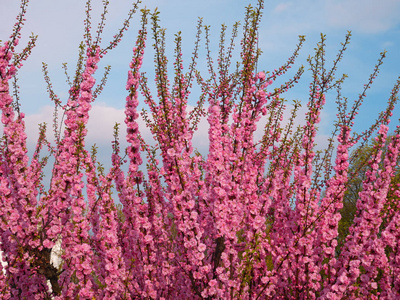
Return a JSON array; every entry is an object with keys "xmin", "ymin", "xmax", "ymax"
[{"xmin": 1, "ymin": 0, "xmax": 400, "ymax": 161}]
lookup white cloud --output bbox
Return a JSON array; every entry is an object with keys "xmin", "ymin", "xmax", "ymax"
[
  {"xmin": 22, "ymin": 103, "xmax": 150, "ymax": 148},
  {"xmin": 254, "ymin": 101, "xmax": 333, "ymax": 151},
  {"xmin": 0, "ymin": 0, "xmax": 149, "ymax": 69},
  {"xmin": 86, "ymin": 103, "xmax": 128, "ymax": 145},
  {"xmin": 274, "ymin": 2, "xmax": 293, "ymax": 13},
  {"xmin": 22, "ymin": 102, "xmax": 332, "ymax": 158},
  {"xmin": 21, "ymin": 103, "xmax": 210, "ymax": 153},
  {"xmin": 259, "ymin": 0, "xmax": 400, "ymax": 55},
  {"xmin": 325, "ymin": 0, "xmax": 400, "ymax": 34},
  {"xmin": 24, "ymin": 105, "xmax": 55, "ymax": 146},
  {"xmin": 382, "ymin": 41, "xmax": 395, "ymax": 49}
]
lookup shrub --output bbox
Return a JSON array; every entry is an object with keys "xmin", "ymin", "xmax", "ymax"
[{"xmin": 0, "ymin": 0, "xmax": 399, "ymax": 299}]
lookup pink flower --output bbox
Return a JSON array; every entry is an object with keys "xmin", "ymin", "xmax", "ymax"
[
  {"xmin": 167, "ymin": 148, "xmax": 176, "ymax": 157},
  {"xmin": 43, "ymin": 239, "xmax": 54, "ymax": 248},
  {"xmin": 198, "ymin": 243, "xmax": 206, "ymax": 252},
  {"xmin": 144, "ymin": 235, "xmax": 153, "ymax": 243},
  {"xmin": 256, "ymin": 71, "xmax": 266, "ymax": 81},
  {"xmin": 209, "ymin": 279, "xmax": 217, "ymax": 287}
]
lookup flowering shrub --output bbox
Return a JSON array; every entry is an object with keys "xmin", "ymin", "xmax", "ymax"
[{"xmin": 1, "ymin": 0, "xmax": 400, "ymax": 299}]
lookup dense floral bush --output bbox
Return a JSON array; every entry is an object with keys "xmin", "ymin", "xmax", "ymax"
[{"xmin": 1, "ymin": 0, "xmax": 400, "ymax": 299}]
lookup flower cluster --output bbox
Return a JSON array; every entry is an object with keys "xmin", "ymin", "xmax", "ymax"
[{"xmin": 0, "ymin": 0, "xmax": 400, "ymax": 299}]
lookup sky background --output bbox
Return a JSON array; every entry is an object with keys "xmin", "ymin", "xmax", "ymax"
[{"xmin": 1, "ymin": 0, "xmax": 400, "ymax": 170}]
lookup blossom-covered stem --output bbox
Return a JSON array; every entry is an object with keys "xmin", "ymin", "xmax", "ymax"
[
  {"xmin": 316, "ymin": 126, "xmax": 351, "ymax": 297},
  {"xmin": 326, "ymin": 124, "xmax": 398, "ymax": 298},
  {"xmin": 44, "ymin": 47, "xmax": 101, "ymax": 299},
  {"xmin": 0, "ymin": 28, "xmax": 48, "ymax": 295},
  {"xmin": 116, "ymin": 12, "xmax": 162, "ymax": 297}
]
